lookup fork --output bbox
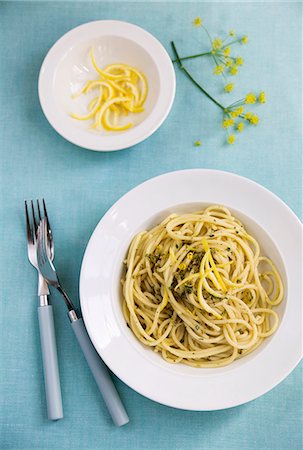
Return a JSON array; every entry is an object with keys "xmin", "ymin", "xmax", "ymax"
[
  {"xmin": 25, "ymin": 200, "xmax": 63, "ymax": 420},
  {"xmin": 37, "ymin": 218, "xmax": 129, "ymax": 427}
]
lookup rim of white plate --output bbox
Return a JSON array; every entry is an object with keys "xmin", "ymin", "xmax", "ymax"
[
  {"xmin": 79, "ymin": 169, "xmax": 302, "ymax": 410},
  {"xmin": 38, "ymin": 20, "xmax": 176, "ymax": 151}
]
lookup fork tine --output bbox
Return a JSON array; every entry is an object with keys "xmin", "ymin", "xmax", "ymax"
[
  {"xmin": 37, "ymin": 221, "xmax": 44, "ymax": 265},
  {"xmin": 37, "ymin": 199, "xmax": 42, "ymax": 221},
  {"xmin": 41, "ymin": 220, "xmax": 46, "ymax": 264},
  {"xmin": 41, "ymin": 219, "xmax": 48, "ymax": 264},
  {"xmin": 42, "ymin": 198, "xmax": 51, "ymax": 231},
  {"xmin": 31, "ymin": 200, "xmax": 38, "ymax": 239},
  {"xmin": 25, "ymin": 200, "xmax": 33, "ymax": 244}
]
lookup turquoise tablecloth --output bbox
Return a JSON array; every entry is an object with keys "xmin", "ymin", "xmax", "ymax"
[{"xmin": 1, "ymin": 1, "xmax": 302, "ymax": 449}]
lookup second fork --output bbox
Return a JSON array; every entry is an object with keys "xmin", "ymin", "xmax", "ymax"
[{"xmin": 25, "ymin": 199, "xmax": 63, "ymax": 420}]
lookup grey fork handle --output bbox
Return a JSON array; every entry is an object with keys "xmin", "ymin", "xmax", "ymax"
[
  {"xmin": 70, "ymin": 318, "xmax": 129, "ymax": 427},
  {"xmin": 38, "ymin": 305, "xmax": 63, "ymax": 420}
]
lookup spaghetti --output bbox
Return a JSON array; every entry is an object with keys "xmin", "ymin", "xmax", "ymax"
[{"xmin": 122, "ymin": 205, "xmax": 284, "ymax": 367}]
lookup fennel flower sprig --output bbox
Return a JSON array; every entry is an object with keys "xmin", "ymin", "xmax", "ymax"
[
  {"xmin": 222, "ymin": 92, "xmax": 266, "ymax": 143},
  {"xmin": 173, "ymin": 17, "xmax": 248, "ymax": 92},
  {"xmin": 171, "ymin": 41, "xmax": 266, "ymax": 145},
  {"xmin": 210, "ymin": 33, "xmax": 246, "ymax": 83}
]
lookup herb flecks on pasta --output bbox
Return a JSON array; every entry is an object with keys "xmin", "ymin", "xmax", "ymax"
[{"xmin": 122, "ymin": 206, "xmax": 283, "ymax": 368}]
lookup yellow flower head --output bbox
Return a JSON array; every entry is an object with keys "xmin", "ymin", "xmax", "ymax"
[
  {"xmin": 214, "ymin": 65, "xmax": 224, "ymax": 75},
  {"xmin": 223, "ymin": 47, "xmax": 231, "ymax": 57},
  {"xmin": 179, "ymin": 262, "xmax": 187, "ymax": 271},
  {"xmin": 244, "ymin": 112, "xmax": 253, "ymax": 120},
  {"xmin": 212, "ymin": 38, "xmax": 223, "ymax": 50},
  {"xmin": 229, "ymin": 29, "xmax": 236, "ymax": 37},
  {"xmin": 187, "ymin": 252, "xmax": 194, "ymax": 260},
  {"xmin": 258, "ymin": 91, "xmax": 266, "ymax": 103},
  {"xmin": 224, "ymin": 83, "xmax": 234, "ymax": 93},
  {"xmin": 223, "ymin": 118, "xmax": 235, "ymax": 129},
  {"xmin": 245, "ymin": 93, "xmax": 256, "ymax": 104},
  {"xmin": 241, "ymin": 35, "xmax": 249, "ymax": 44},
  {"xmin": 225, "ymin": 59, "xmax": 233, "ymax": 67},
  {"xmin": 230, "ymin": 106, "xmax": 244, "ymax": 118},
  {"xmin": 235, "ymin": 57, "xmax": 244, "ymax": 66},
  {"xmin": 227, "ymin": 134, "xmax": 236, "ymax": 144},
  {"xmin": 194, "ymin": 140, "xmax": 202, "ymax": 147},
  {"xmin": 237, "ymin": 122, "xmax": 244, "ymax": 132},
  {"xmin": 230, "ymin": 65, "xmax": 238, "ymax": 76},
  {"xmin": 193, "ymin": 16, "xmax": 202, "ymax": 27},
  {"xmin": 250, "ymin": 115, "xmax": 259, "ymax": 125}
]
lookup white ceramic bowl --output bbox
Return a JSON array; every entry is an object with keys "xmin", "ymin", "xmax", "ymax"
[
  {"xmin": 38, "ymin": 20, "xmax": 176, "ymax": 151},
  {"xmin": 80, "ymin": 169, "xmax": 302, "ymax": 410}
]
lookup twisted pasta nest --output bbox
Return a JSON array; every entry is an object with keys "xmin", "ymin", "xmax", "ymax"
[{"xmin": 122, "ymin": 205, "xmax": 283, "ymax": 367}]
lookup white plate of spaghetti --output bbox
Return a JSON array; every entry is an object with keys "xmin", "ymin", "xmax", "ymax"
[{"xmin": 80, "ymin": 169, "xmax": 302, "ymax": 410}]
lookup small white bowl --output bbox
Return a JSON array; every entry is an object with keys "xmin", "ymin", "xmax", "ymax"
[{"xmin": 38, "ymin": 20, "xmax": 176, "ymax": 151}]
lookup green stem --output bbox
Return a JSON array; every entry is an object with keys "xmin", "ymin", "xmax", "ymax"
[
  {"xmin": 172, "ymin": 51, "xmax": 211, "ymax": 63},
  {"xmin": 212, "ymin": 54, "xmax": 219, "ymax": 67},
  {"xmin": 171, "ymin": 41, "xmax": 225, "ymax": 111},
  {"xmin": 202, "ymin": 26, "xmax": 213, "ymax": 46},
  {"xmin": 226, "ymin": 98, "xmax": 246, "ymax": 109},
  {"xmin": 222, "ymin": 38, "xmax": 243, "ymax": 49}
]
